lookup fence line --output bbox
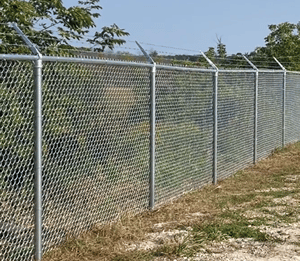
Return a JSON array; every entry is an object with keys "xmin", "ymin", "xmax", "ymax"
[{"xmin": 0, "ymin": 27, "xmax": 299, "ymax": 261}]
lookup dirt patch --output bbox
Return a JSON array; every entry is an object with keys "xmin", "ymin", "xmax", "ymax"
[
  {"xmin": 190, "ymin": 240, "xmax": 300, "ymax": 261},
  {"xmin": 151, "ymin": 221, "xmax": 300, "ymax": 261},
  {"xmin": 126, "ymin": 229, "xmax": 189, "ymax": 252},
  {"xmin": 183, "ymin": 222, "xmax": 300, "ymax": 261},
  {"xmin": 272, "ymin": 196, "xmax": 299, "ymax": 205}
]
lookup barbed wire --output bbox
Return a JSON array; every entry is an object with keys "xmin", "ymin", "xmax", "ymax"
[
  {"xmin": 128, "ymin": 40, "xmax": 200, "ymax": 53},
  {"xmin": 0, "ymin": 22, "xmax": 299, "ymax": 70}
]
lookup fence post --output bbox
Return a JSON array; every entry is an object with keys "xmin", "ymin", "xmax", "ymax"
[
  {"xmin": 10, "ymin": 23, "xmax": 43, "ymax": 261},
  {"xmin": 213, "ymin": 69, "xmax": 218, "ymax": 184},
  {"xmin": 254, "ymin": 70, "xmax": 259, "ymax": 163},
  {"xmin": 135, "ymin": 42, "xmax": 156, "ymax": 209},
  {"xmin": 200, "ymin": 51, "xmax": 218, "ymax": 184},
  {"xmin": 273, "ymin": 57, "xmax": 286, "ymax": 147},
  {"xmin": 282, "ymin": 70, "xmax": 286, "ymax": 147},
  {"xmin": 33, "ymin": 56, "xmax": 43, "ymax": 261},
  {"xmin": 241, "ymin": 55, "xmax": 258, "ymax": 164}
]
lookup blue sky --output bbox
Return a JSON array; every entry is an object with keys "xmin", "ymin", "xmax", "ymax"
[{"xmin": 63, "ymin": 0, "xmax": 300, "ymax": 55}]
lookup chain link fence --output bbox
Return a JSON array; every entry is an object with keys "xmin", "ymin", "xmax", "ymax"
[
  {"xmin": 41, "ymin": 61, "xmax": 152, "ymax": 250},
  {"xmin": 0, "ymin": 35, "xmax": 300, "ymax": 261},
  {"xmin": 0, "ymin": 60, "xmax": 35, "ymax": 260},
  {"xmin": 217, "ymin": 71, "xmax": 255, "ymax": 180},
  {"xmin": 155, "ymin": 69, "xmax": 213, "ymax": 205},
  {"xmin": 285, "ymin": 72, "xmax": 300, "ymax": 144},
  {"xmin": 257, "ymin": 72, "xmax": 284, "ymax": 159}
]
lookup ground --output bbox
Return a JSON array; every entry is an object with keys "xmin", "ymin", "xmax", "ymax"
[{"xmin": 44, "ymin": 142, "xmax": 300, "ymax": 261}]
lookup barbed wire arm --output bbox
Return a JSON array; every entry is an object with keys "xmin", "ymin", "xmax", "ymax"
[
  {"xmin": 9, "ymin": 22, "xmax": 42, "ymax": 58},
  {"xmin": 273, "ymin": 57, "xmax": 286, "ymax": 71},
  {"xmin": 135, "ymin": 41, "xmax": 155, "ymax": 64},
  {"xmin": 199, "ymin": 50, "xmax": 218, "ymax": 70},
  {"xmin": 241, "ymin": 54, "xmax": 258, "ymax": 71}
]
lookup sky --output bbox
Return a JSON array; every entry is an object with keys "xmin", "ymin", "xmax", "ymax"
[{"xmin": 63, "ymin": 0, "xmax": 300, "ymax": 55}]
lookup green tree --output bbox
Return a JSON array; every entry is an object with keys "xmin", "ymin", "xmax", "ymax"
[
  {"xmin": 198, "ymin": 47, "xmax": 216, "ymax": 67},
  {"xmin": 253, "ymin": 22, "xmax": 300, "ymax": 71},
  {"xmin": 216, "ymin": 36, "xmax": 228, "ymax": 68},
  {"xmin": 205, "ymin": 47, "xmax": 216, "ymax": 61},
  {"xmin": 0, "ymin": 0, "xmax": 129, "ymax": 54},
  {"xmin": 199, "ymin": 38, "xmax": 228, "ymax": 68},
  {"xmin": 149, "ymin": 50, "xmax": 158, "ymax": 58},
  {"xmin": 216, "ymin": 36, "xmax": 227, "ymax": 59},
  {"xmin": 0, "ymin": 0, "xmax": 131, "ymax": 195}
]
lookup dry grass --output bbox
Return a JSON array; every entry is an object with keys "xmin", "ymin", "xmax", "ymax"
[{"xmin": 43, "ymin": 142, "xmax": 300, "ymax": 261}]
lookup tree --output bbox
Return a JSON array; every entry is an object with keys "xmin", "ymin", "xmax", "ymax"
[
  {"xmin": 0, "ymin": 0, "xmax": 131, "ymax": 194},
  {"xmin": 254, "ymin": 22, "xmax": 300, "ymax": 71},
  {"xmin": 149, "ymin": 50, "xmax": 158, "ymax": 58},
  {"xmin": 199, "ymin": 38, "xmax": 228, "ymax": 68},
  {"xmin": 205, "ymin": 47, "xmax": 216, "ymax": 61},
  {"xmin": 198, "ymin": 47, "xmax": 216, "ymax": 67},
  {"xmin": 216, "ymin": 36, "xmax": 227, "ymax": 59},
  {"xmin": 0, "ymin": 0, "xmax": 129, "ymax": 54}
]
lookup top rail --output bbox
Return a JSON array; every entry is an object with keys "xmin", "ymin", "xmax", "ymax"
[{"xmin": 0, "ymin": 54, "xmax": 40, "ymax": 61}]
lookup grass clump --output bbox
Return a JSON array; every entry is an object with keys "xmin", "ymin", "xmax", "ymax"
[{"xmin": 192, "ymin": 212, "xmax": 270, "ymax": 242}]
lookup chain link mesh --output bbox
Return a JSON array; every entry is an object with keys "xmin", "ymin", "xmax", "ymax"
[
  {"xmin": 0, "ymin": 54, "xmax": 299, "ymax": 260},
  {"xmin": 155, "ymin": 69, "xmax": 213, "ymax": 205},
  {"xmin": 257, "ymin": 72, "xmax": 283, "ymax": 159},
  {"xmin": 217, "ymin": 72, "xmax": 255, "ymax": 180},
  {"xmin": 285, "ymin": 72, "xmax": 300, "ymax": 144},
  {"xmin": 41, "ymin": 61, "xmax": 151, "ymax": 251},
  {"xmin": 0, "ymin": 60, "xmax": 34, "ymax": 260}
]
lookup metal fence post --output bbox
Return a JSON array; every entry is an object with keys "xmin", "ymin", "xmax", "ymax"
[
  {"xmin": 135, "ymin": 42, "xmax": 156, "ymax": 209},
  {"xmin": 10, "ymin": 23, "xmax": 43, "ymax": 260},
  {"xmin": 33, "ymin": 57, "xmax": 43, "ymax": 261},
  {"xmin": 200, "ymin": 50, "xmax": 219, "ymax": 184},
  {"xmin": 149, "ymin": 63, "xmax": 156, "ymax": 209},
  {"xmin": 241, "ymin": 55, "xmax": 258, "ymax": 163},
  {"xmin": 213, "ymin": 69, "xmax": 218, "ymax": 184},
  {"xmin": 274, "ymin": 57, "xmax": 286, "ymax": 147},
  {"xmin": 254, "ymin": 70, "xmax": 259, "ymax": 163},
  {"xmin": 282, "ymin": 70, "xmax": 287, "ymax": 147}
]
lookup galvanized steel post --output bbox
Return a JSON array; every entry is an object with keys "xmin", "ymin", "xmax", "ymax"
[
  {"xmin": 241, "ymin": 55, "xmax": 258, "ymax": 164},
  {"xmin": 149, "ymin": 63, "xmax": 156, "ymax": 209},
  {"xmin": 200, "ymin": 50, "xmax": 218, "ymax": 184},
  {"xmin": 33, "ymin": 57, "xmax": 43, "ymax": 261},
  {"xmin": 136, "ymin": 42, "xmax": 156, "ymax": 209},
  {"xmin": 273, "ymin": 57, "xmax": 286, "ymax": 147},
  {"xmin": 254, "ymin": 71, "xmax": 259, "ymax": 163},
  {"xmin": 282, "ymin": 70, "xmax": 286, "ymax": 147},
  {"xmin": 213, "ymin": 70, "xmax": 218, "ymax": 184},
  {"xmin": 10, "ymin": 23, "xmax": 43, "ymax": 260}
]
